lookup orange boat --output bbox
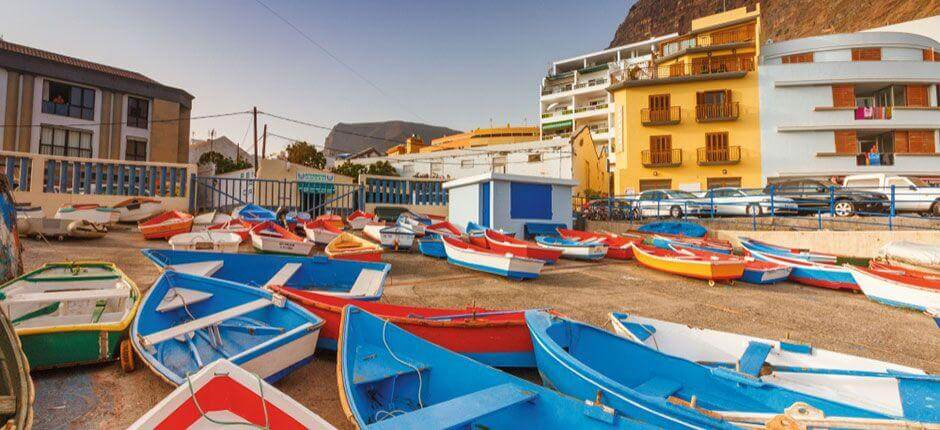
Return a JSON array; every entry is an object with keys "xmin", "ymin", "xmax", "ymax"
[
  {"xmin": 138, "ymin": 211, "xmax": 193, "ymax": 240},
  {"xmin": 556, "ymin": 228, "xmax": 643, "ymax": 260},
  {"xmin": 325, "ymin": 233, "xmax": 382, "ymax": 262},
  {"xmin": 631, "ymin": 243, "xmax": 744, "ymax": 285},
  {"xmin": 206, "ymin": 218, "xmax": 252, "ymax": 241},
  {"xmin": 315, "ymin": 214, "xmax": 344, "ymax": 230}
]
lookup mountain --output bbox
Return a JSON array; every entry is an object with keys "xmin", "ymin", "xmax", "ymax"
[
  {"xmin": 608, "ymin": 0, "xmax": 940, "ymax": 48},
  {"xmin": 322, "ymin": 121, "xmax": 462, "ymax": 156}
]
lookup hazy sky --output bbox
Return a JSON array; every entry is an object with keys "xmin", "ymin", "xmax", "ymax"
[{"xmin": 0, "ymin": 0, "xmax": 633, "ymax": 154}]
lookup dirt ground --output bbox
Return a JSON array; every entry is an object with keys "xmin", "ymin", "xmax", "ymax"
[{"xmin": 21, "ymin": 228, "xmax": 940, "ymax": 429}]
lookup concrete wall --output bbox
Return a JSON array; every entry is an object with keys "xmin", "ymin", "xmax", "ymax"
[
  {"xmin": 715, "ymin": 230, "xmax": 940, "ymax": 258},
  {"xmin": 491, "ymin": 179, "xmax": 573, "ymax": 235},
  {"xmin": 444, "ymin": 185, "xmax": 479, "ymax": 230}
]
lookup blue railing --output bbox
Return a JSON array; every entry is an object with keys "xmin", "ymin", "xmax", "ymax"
[
  {"xmin": 361, "ymin": 175, "xmax": 447, "ymax": 206},
  {"xmin": 1, "ymin": 153, "xmax": 31, "ymax": 192}
]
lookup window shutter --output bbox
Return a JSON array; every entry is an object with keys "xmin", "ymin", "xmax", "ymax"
[
  {"xmin": 894, "ymin": 131, "xmax": 910, "ymax": 153},
  {"xmin": 908, "ymin": 131, "xmax": 936, "ymax": 153},
  {"xmin": 696, "ymin": 92, "xmax": 704, "ymax": 105},
  {"xmin": 723, "ymin": 89, "xmax": 731, "ymax": 104},
  {"xmin": 906, "ymin": 85, "xmax": 928, "ymax": 107},
  {"xmin": 834, "ymin": 130, "xmax": 857, "ymax": 153},
  {"xmin": 832, "ymin": 85, "xmax": 856, "ymax": 108}
]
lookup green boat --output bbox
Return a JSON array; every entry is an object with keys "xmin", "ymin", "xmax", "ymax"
[{"xmin": 0, "ymin": 262, "xmax": 140, "ymax": 371}]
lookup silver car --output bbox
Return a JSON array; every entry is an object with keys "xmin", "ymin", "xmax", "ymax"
[
  {"xmin": 700, "ymin": 187, "xmax": 798, "ymax": 216},
  {"xmin": 631, "ymin": 189, "xmax": 710, "ymax": 218}
]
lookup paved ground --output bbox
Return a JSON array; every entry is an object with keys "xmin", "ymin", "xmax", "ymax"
[{"xmin": 22, "ymin": 228, "xmax": 940, "ymax": 429}]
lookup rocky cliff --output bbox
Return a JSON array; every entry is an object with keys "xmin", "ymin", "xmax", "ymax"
[
  {"xmin": 608, "ymin": 0, "xmax": 940, "ymax": 48},
  {"xmin": 322, "ymin": 121, "xmax": 462, "ymax": 156}
]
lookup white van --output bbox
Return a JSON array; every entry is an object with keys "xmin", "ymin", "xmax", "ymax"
[{"xmin": 842, "ymin": 174, "xmax": 940, "ymax": 215}]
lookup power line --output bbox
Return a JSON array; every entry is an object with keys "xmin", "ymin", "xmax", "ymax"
[
  {"xmin": 259, "ymin": 110, "xmax": 412, "ymax": 146},
  {"xmin": 0, "ymin": 110, "xmax": 250, "ymax": 129},
  {"xmin": 253, "ymin": 0, "xmax": 427, "ymax": 122},
  {"xmin": 266, "ymin": 131, "xmax": 325, "ymax": 148}
]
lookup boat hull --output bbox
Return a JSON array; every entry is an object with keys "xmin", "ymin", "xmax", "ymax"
[
  {"xmin": 116, "ymin": 201, "xmax": 163, "ymax": 223},
  {"xmin": 302, "ymin": 226, "xmax": 340, "ymax": 245},
  {"xmin": 20, "ymin": 330, "xmax": 122, "ymax": 370},
  {"xmin": 168, "ymin": 231, "xmax": 241, "ymax": 253},
  {"xmin": 418, "ymin": 236, "xmax": 446, "ymax": 258},
  {"xmin": 633, "ymin": 244, "xmax": 744, "ymax": 281},
  {"xmin": 534, "ymin": 237, "xmax": 607, "ymax": 261},
  {"xmin": 557, "ymin": 228, "xmax": 640, "ymax": 260},
  {"xmin": 748, "ymin": 250, "xmax": 858, "ymax": 291},
  {"xmin": 443, "ymin": 237, "xmax": 543, "ymax": 280},
  {"xmin": 849, "ymin": 266, "xmax": 940, "ymax": 311},
  {"xmin": 485, "ymin": 230, "xmax": 561, "ymax": 264},
  {"xmin": 740, "ymin": 238, "xmax": 838, "ymax": 264}
]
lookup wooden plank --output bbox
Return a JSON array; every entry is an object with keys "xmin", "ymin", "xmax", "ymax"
[
  {"xmin": 367, "ymin": 383, "xmax": 537, "ymax": 430},
  {"xmin": 263, "ymin": 263, "xmax": 302, "ymax": 287},
  {"xmin": 6, "ymin": 288, "xmax": 128, "ymax": 304},
  {"xmin": 348, "ymin": 269, "xmax": 385, "ymax": 296},
  {"xmin": 141, "ymin": 298, "xmax": 270, "ymax": 347},
  {"xmin": 156, "ymin": 288, "xmax": 214, "ymax": 312}
]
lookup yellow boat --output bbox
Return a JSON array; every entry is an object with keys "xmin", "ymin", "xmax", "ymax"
[
  {"xmin": 631, "ymin": 243, "xmax": 744, "ymax": 285},
  {"xmin": 326, "ymin": 233, "xmax": 382, "ymax": 262}
]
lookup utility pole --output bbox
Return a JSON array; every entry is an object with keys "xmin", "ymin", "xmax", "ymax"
[
  {"xmin": 262, "ymin": 124, "xmax": 268, "ymax": 160},
  {"xmin": 252, "ymin": 107, "xmax": 259, "ymax": 173}
]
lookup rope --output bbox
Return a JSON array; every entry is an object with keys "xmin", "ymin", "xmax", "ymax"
[
  {"xmin": 382, "ymin": 318, "xmax": 424, "ymax": 409},
  {"xmin": 184, "ymin": 370, "xmax": 269, "ymax": 429}
]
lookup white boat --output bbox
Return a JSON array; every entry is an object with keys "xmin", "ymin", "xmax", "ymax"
[
  {"xmin": 379, "ymin": 225, "xmax": 415, "ymax": 250},
  {"xmin": 345, "ymin": 210, "xmax": 375, "ymax": 230},
  {"xmin": 249, "ymin": 221, "xmax": 314, "ymax": 256},
  {"xmin": 877, "ymin": 241, "xmax": 940, "ymax": 271},
  {"xmin": 66, "ymin": 220, "xmax": 108, "ymax": 239},
  {"xmin": 846, "ymin": 264, "xmax": 940, "ymax": 312},
  {"xmin": 361, "ymin": 223, "xmax": 386, "ymax": 243},
  {"xmin": 113, "ymin": 198, "xmax": 164, "ymax": 223},
  {"xmin": 396, "ymin": 212, "xmax": 429, "ymax": 236},
  {"xmin": 14, "ymin": 205, "xmax": 42, "ymax": 235},
  {"xmin": 19, "ymin": 218, "xmax": 106, "ymax": 240},
  {"xmin": 609, "ymin": 312, "xmax": 938, "ymax": 419},
  {"xmin": 534, "ymin": 236, "xmax": 607, "ymax": 261},
  {"xmin": 442, "ymin": 236, "xmax": 543, "ymax": 280},
  {"xmin": 128, "ymin": 358, "xmax": 335, "ymax": 429},
  {"xmin": 55, "ymin": 204, "xmax": 119, "ymax": 225},
  {"xmin": 168, "ymin": 231, "xmax": 242, "ymax": 253},
  {"xmin": 192, "ymin": 210, "xmax": 232, "ymax": 228},
  {"xmin": 302, "ymin": 219, "xmax": 342, "ymax": 245}
]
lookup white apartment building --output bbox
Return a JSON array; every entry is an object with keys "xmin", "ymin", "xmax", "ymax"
[{"xmin": 538, "ymin": 34, "xmax": 677, "ymax": 168}]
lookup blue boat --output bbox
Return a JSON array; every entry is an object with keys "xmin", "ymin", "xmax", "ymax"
[
  {"xmin": 417, "ymin": 234, "xmax": 446, "ymax": 258},
  {"xmin": 526, "ymin": 311, "xmax": 912, "ymax": 429},
  {"xmin": 233, "ymin": 204, "xmax": 277, "ymax": 224},
  {"xmin": 739, "ymin": 237, "xmax": 838, "ymax": 264},
  {"xmin": 337, "ymin": 305, "xmax": 658, "ymax": 429},
  {"xmin": 931, "ymin": 309, "xmax": 940, "ymax": 328},
  {"xmin": 141, "ymin": 249, "xmax": 390, "ymax": 301},
  {"xmin": 534, "ymin": 236, "xmax": 607, "ymax": 261},
  {"xmin": 651, "ymin": 236, "xmax": 731, "ymax": 255},
  {"xmin": 131, "ymin": 271, "xmax": 324, "ymax": 386},
  {"xmin": 636, "ymin": 221, "xmax": 706, "ymax": 238},
  {"xmin": 746, "ymin": 249, "xmax": 858, "ymax": 291}
]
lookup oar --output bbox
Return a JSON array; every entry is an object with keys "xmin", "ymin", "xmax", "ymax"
[
  {"xmin": 177, "ymin": 333, "xmax": 203, "ymax": 368},
  {"xmin": 408, "ymin": 308, "xmax": 550, "ymax": 321}
]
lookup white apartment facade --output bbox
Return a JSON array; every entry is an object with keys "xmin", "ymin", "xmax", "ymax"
[
  {"xmin": 758, "ymin": 32, "xmax": 940, "ymax": 180},
  {"xmin": 539, "ymin": 34, "xmax": 676, "ymax": 168}
]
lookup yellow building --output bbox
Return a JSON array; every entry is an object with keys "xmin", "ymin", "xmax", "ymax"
[
  {"xmin": 609, "ymin": 5, "xmax": 762, "ymax": 193},
  {"xmin": 421, "ymin": 125, "xmax": 539, "ymax": 153},
  {"xmin": 385, "ymin": 135, "xmax": 427, "ymax": 156}
]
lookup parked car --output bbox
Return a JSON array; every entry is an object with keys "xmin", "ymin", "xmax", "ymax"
[
  {"xmin": 700, "ymin": 187, "xmax": 799, "ymax": 216},
  {"xmin": 842, "ymin": 173, "xmax": 940, "ymax": 216},
  {"xmin": 580, "ymin": 199, "xmax": 631, "ymax": 221},
  {"xmin": 763, "ymin": 179, "xmax": 887, "ymax": 217},
  {"xmin": 630, "ymin": 189, "xmax": 711, "ymax": 219}
]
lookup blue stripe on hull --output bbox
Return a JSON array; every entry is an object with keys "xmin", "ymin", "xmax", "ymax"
[
  {"xmin": 739, "ymin": 269, "xmax": 788, "ymax": 285},
  {"xmin": 446, "ymin": 257, "xmax": 539, "ymax": 280},
  {"xmin": 418, "ymin": 241, "xmax": 446, "ymax": 258},
  {"xmin": 866, "ymin": 295, "xmax": 927, "ymax": 312}
]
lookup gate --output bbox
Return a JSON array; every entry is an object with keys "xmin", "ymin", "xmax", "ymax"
[{"xmin": 189, "ymin": 175, "xmax": 360, "ymax": 217}]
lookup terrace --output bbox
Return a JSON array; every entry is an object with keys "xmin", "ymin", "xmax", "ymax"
[{"xmin": 610, "ymin": 57, "xmax": 755, "ymax": 87}]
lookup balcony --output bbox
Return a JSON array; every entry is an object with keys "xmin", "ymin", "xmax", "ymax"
[
  {"xmin": 854, "ymin": 106, "xmax": 892, "ymax": 120},
  {"xmin": 611, "ymin": 58, "xmax": 754, "ymax": 86},
  {"xmin": 641, "ymin": 149, "xmax": 682, "ymax": 167},
  {"xmin": 696, "ymin": 146, "xmax": 741, "ymax": 166},
  {"xmin": 541, "ymin": 109, "xmax": 572, "ymax": 119},
  {"xmin": 696, "ymin": 102, "xmax": 739, "ymax": 122},
  {"xmin": 657, "ymin": 25, "xmax": 756, "ymax": 58},
  {"xmin": 574, "ymin": 79, "xmax": 608, "ymax": 90},
  {"xmin": 574, "ymin": 103, "xmax": 609, "ymax": 114},
  {"xmin": 856, "ymin": 152, "xmax": 896, "ymax": 166},
  {"xmin": 541, "ymin": 84, "xmax": 572, "ymax": 96},
  {"xmin": 641, "ymin": 107, "xmax": 681, "ymax": 125}
]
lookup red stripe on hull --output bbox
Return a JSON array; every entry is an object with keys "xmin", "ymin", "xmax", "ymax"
[
  {"xmin": 605, "ymin": 247, "xmax": 634, "ymax": 260},
  {"xmin": 485, "ymin": 231, "xmax": 562, "ymax": 263},
  {"xmin": 789, "ymin": 275, "xmax": 859, "ymax": 291},
  {"xmin": 468, "ymin": 236, "xmax": 488, "ymax": 249},
  {"xmin": 331, "ymin": 252, "xmax": 381, "ymax": 263},
  {"xmin": 156, "ymin": 376, "xmax": 305, "ymax": 429}
]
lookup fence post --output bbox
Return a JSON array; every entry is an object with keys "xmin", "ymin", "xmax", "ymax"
[
  {"xmin": 709, "ymin": 192, "xmax": 715, "ymax": 219},
  {"xmin": 768, "ymin": 185, "xmax": 775, "ymax": 217},
  {"xmin": 889, "ymin": 184, "xmax": 895, "ymax": 231},
  {"xmin": 817, "ymin": 209, "xmax": 822, "ymax": 230},
  {"xmin": 607, "ymin": 195, "xmax": 613, "ymax": 222},
  {"xmin": 188, "ymin": 173, "xmax": 197, "ymax": 213},
  {"xmin": 828, "ymin": 186, "xmax": 835, "ymax": 217}
]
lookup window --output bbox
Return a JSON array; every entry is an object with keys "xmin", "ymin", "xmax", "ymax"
[
  {"xmin": 127, "ymin": 97, "xmax": 150, "ymax": 129},
  {"xmin": 41, "ymin": 80, "xmax": 95, "ymax": 120},
  {"xmin": 39, "ymin": 126, "xmax": 93, "ymax": 157},
  {"xmin": 851, "ymin": 48, "xmax": 881, "ymax": 61},
  {"xmin": 649, "ymin": 135, "xmax": 672, "ymax": 163},
  {"xmin": 125, "ymin": 138, "xmax": 147, "ymax": 161},
  {"xmin": 781, "ymin": 52, "xmax": 813, "ymax": 63},
  {"xmin": 698, "ymin": 90, "xmax": 728, "ymax": 106},
  {"xmin": 648, "ymin": 94, "xmax": 670, "ymax": 110},
  {"xmin": 704, "ymin": 132, "xmax": 730, "ymax": 161},
  {"xmin": 460, "ymin": 159, "xmax": 473, "ymax": 169},
  {"xmin": 639, "ymin": 180, "xmax": 672, "ymax": 192},
  {"xmin": 706, "ymin": 177, "xmax": 742, "ymax": 189},
  {"xmin": 492, "ymin": 156, "xmax": 507, "ymax": 173},
  {"xmin": 528, "ymin": 154, "xmax": 542, "ymax": 163}
]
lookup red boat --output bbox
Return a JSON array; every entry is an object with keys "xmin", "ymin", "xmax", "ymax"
[
  {"xmin": 484, "ymin": 229, "xmax": 562, "ymax": 264},
  {"xmin": 270, "ymin": 287, "xmax": 537, "ymax": 367},
  {"xmin": 868, "ymin": 260, "xmax": 940, "ymax": 291},
  {"xmin": 206, "ymin": 218, "xmax": 252, "ymax": 241},
  {"xmin": 138, "ymin": 211, "xmax": 193, "ymax": 240},
  {"xmin": 426, "ymin": 221, "xmax": 462, "ymax": 238},
  {"xmin": 556, "ymin": 228, "xmax": 643, "ymax": 260},
  {"xmin": 314, "ymin": 214, "xmax": 344, "ymax": 230}
]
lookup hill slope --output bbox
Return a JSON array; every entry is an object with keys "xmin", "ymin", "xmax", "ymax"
[{"xmin": 323, "ymin": 121, "xmax": 462, "ymax": 156}]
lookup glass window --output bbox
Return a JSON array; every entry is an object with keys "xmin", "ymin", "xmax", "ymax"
[
  {"xmin": 125, "ymin": 138, "xmax": 147, "ymax": 161},
  {"xmin": 667, "ymin": 190, "xmax": 698, "ymax": 199},
  {"xmin": 41, "ymin": 80, "xmax": 95, "ymax": 120},
  {"xmin": 127, "ymin": 97, "xmax": 150, "ymax": 129},
  {"xmin": 39, "ymin": 126, "xmax": 93, "ymax": 158}
]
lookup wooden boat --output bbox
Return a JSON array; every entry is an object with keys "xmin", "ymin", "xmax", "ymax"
[
  {"xmin": 131, "ymin": 271, "xmax": 324, "ymax": 386},
  {"xmin": 271, "ymin": 287, "xmax": 536, "ymax": 366},
  {"xmin": 609, "ymin": 312, "xmax": 940, "ymax": 423},
  {"xmin": 345, "ymin": 210, "xmax": 375, "ymax": 230},
  {"xmin": 652, "ymin": 235, "xmax": 733, "ymax": 254},
  {"xmin": 557, "ymin": 228, "xmax": 641, "ymax": 260},
  {"xmin": 485, "ymin": 230, "xmax": 562, "ymax": 264},
  {"xmin": 360, "ymin": 222, "xmax": 386, "ymax": 243},
  {"xmin": 378, "ymin": 225, "xmax": 415, "ymax": 250},
  {"xmin": 168, "ymin": 231, "xmax": 241, "ymax": 253},
  {"xmin": 128, "ymin": 358, "xmax": 334, "ymax": 429},
  {"xmin": 631, "ymin": 243, "xmax": 744, "ymax": 285},
  {"xmin": 846, "ymin": 264, "xmax": 940, "ymax": 312},
  {"xmin": 669, "ymin": 244, "xmax": 791, "ymax": 285},
  {"xmin": 192, "ymin": 210, "xmax": 232, "ymax": 227},
  {"xmin": 529, "ymin": 311, "xmax": 927, "ymax": 429},
  {"xmin": 338, "ymin": 305, "xmax": 648, "ymax": 430},
  {"xmin": 325, "ymin": 233, "xmax": 382, "ymax": 262},
  {"xmin": 207, "ymin": 218, "xmax": 252, "ymax": 241},
  {"xmin": 231, "ymin": 204, "xmax": 277, "ymax": 225},
  {"xmin": 747, "ymin": 249, "xmax": 859, "ymax": 291},
  {"xmin": 138, "ymin": 210, "xmax": 194, "ymax": 240},
  {"xmin": 250, "ymin": 221, "xmax": 313, "ymax": 256},
  {"xmin": 443, "ymin": 236, "xmax": 543, "ymax": 280},
  {"xmin": 740, "ymin": 237, "xmax": 838, "ymax": 264},
  {"xmin": 141, "ymin": 249, "xmax": 390, "ymax": 301},
  {"xmin": 636, "ymin": 221, "xmax": 707, "ymax": 238},
  {"xmin": 397, "ymin": 211, "xmax": 431, "ymax": 236},
  {"xmin": 314, "ymin": 214, "xmax": 344, "ymax": 230},
  {"xmin": 465, "ymin": 221, "xmax": 510, "ymax": 248},
  {"xmin": 21, "ymin": 218, "xmax": 106, "ymax": 241},
  {"xmin": 417, "ymin": 235, "xmax": 446, "ymax": 258},
  {"xmin": 534, "ymin": 236, "xmax": 607, "ymax": 261},
  {"xmin": 302, "ymin": 219, "xmax": 342, "ymax": 245},
  {"xmin": 0, "ymin": 307, "xmax": 33, "ymax": 429},
  {"xmin": 113, "ymin": 197, "xmax": 163, "ymax": 223},
  {"xmin": 14, "ymin": 204, "xmax": 42, "ymax": 235},
  {"xmin": 285, "ymin": 210, "xmax": 311, "ymax": 227},
  {"xmin": 55, "ymin": 203, "xmax": 119, "ymax": 225},
  {"xmin": 67, "ymin": 219, "xmax": 108, "ymax": 239},
  {"xmin": 0, "ymin": 262, "xmax": 140, "ymax": 370},
  {"xmin": 878, "ymin": 241, "xmax": 940, "ymax": 271},
  {"xmin": 426, "ymin": 221, "xmax": 462, "ymax": 238}
]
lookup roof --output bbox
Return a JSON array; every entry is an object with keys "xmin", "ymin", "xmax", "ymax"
[
  {"xmin": 0, "ymin": 39, "xmax": 193, "ymax": 107},
  {"xmin": 346, "ymin": 146, "xmax": 382, "ymax": 159},
  {"xmin": 443, "ymin": 172, "xmax": 578, "ymax": 189}
]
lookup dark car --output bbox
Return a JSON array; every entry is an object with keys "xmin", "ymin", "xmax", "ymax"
[
  {"xmin": 580, "ymin": 198, "xmax": 632, "ymax": 221},
  {"xmin": 762, "ymin": 179, "xmax": 887, "ymax": 217}
]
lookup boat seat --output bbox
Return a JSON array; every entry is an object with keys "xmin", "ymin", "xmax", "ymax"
[
  {"xmin": 141, "ymin": 298, "xmax": 270, "ymax": 347},
  {"xmin": 367, "ymin": 383, "xmax": 538, "ymax": 430},
  {"xmin": 4, "ymin": 288, "xmax": 127, "ymax": 304},
  {"xmin": 348, "ymin": 269, "xmax": 385, "ymax": 297},
  {"xmin": 738, "ymin": 341, "xmax": 773, "ymax": 377},
  {"xmin": 634, "ymin": 377, "xmax": 683, "ymax": 398},
  {"xmin": 166, "ymin": 261, "xmax": 223, "ymax": 277},
  {"xmin": 616, "ymin": 319, "xmax": 656, "ymax": 342},
  {"xmin": 156, "ymin": 288, "xmax": 214, "ymax": 313},
  {"xmin": 352, "ymin": 344, "xmax": 429, "ymax": 386},
  {"xmin": 263, "ymin": 263, "xmax": 302, "ymax": 287}
]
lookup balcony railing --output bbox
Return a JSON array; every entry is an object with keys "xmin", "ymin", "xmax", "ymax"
[
  {"xmin": 854, "ymin": 106, "xmax": 892, "ymax": 120},
  {"xmin": 541, "ymin": 84, "xmax": 572, "ymax": 95},
  {"xmin": 657, "ymin": 25, "xmax": 755, "ymax": 57},
  {"xmin": 574, "ymin": 103, "xmax": 609, "ymax": 114},
  {"xmin": 696, "ymin": 102, "xmax": 739, "ymax": 122},
  {"xmin": 696, "ymin": 146, "xmax": 741, "ymax": 166},
  {"xmin": 641, "ymin": 107, "xmax": 681, "ymax": 125},
  {"xmin": 612, "ymin": 58, "xmax": 754, "ymax": 84},
  {"xmin": 541, "ymin": 109, "xmax": 573, "ymax": 119},
  {"xmin": 574, "ymin": 79, "xmax": 608, "ymax": 90},
  {"xmin": 590, "ymin": 127, "xmax": 610, "ymax": 135},
  {"xmin": 856, "ymin": 152, "xmax": 896, "ymax": 166},
  {"xmin": 641, "ymin": 149, "xmax": 682, "ymax": 167}
]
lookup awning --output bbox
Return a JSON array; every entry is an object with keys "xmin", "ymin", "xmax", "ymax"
[{"xmin": 542, "ymin": 120, "xmax": 573, "ymax": 132}]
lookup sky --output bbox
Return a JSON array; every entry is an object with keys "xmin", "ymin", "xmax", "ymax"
[{"xmin": 0, "ymin": 0, "xmax": 634, "ymax": 155}]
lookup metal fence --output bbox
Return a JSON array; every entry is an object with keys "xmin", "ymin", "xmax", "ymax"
[{"xmin": 575, "ymin": 185, "xmax": 940, "ymax": 231}]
